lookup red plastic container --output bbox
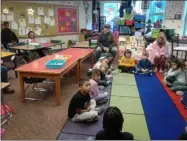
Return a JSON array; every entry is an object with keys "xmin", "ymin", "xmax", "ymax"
[{"xmin": 125, "ymin": 20, "xmax": 133, "ymax": 26}]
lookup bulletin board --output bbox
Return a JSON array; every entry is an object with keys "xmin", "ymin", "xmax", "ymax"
[
  {"xmin": 165, "ymin": 1, "xmax": 184, "ymax": 20},
  {"xmin": 1, "ymin": 2, "xmax": 57, "ymax": 37},
  {"xmin": 56, "ymin": 7, "xmax": 79, "ymax": 35}
]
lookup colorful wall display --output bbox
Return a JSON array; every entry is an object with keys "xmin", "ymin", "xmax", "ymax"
[{"xmin": 56, "ymin": 7, "xmax": 79, "ymax": 34}]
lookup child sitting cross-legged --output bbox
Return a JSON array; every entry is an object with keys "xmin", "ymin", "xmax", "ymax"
[
  {"xmin": 68, "ymin": 78, "xmax": 105, "ymax": 122},
  {"xmin": 95, "ymin": 106, "xmax": 134, "ymax": 140},
  {"xmin": 171, "ymin": 60, "xmax": 187, "ymax": 95},
  {"xmin": 90, "ymin": 69, "xmax": 108, "ymax": 105},
  {"xmin": 118, "ymin": 49, "xmax": 135, "ymax": 73},
  {"xmin": 134, "ymin": 51, "xmax": 153, "ymax": 76},
  {"xmin": 163, "ymin": 58, "xmax": 186, "ymax": 89}
]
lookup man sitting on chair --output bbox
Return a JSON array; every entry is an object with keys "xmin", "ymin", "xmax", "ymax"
[
  {"xmin": 1, "ymin": 21, "xmax": 25, "ymax": 50},
  {"xmin": 96, "ymin": 24, "xmax": 117, "ymax": 61}
]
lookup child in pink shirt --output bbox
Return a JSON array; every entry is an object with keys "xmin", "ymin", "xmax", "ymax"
[
  {"xmin": 27, "ymin": 31, "xmax": 45, "ymax": 57},
  {"xmin": 146, "ymin": 35, "xmax": 168, "ymax": 73},
  {"xmin": 89, "ymin": 69, "xmax": 108, "ymax": 105}
]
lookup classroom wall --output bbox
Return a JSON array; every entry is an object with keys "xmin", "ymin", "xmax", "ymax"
[
  {"xmin": 163, "ymin": 1, "xmax": 185, "ymax": 35},
  {"xmin": 5, "ymin": 1, "xmax": 92, "ymax": 49}
]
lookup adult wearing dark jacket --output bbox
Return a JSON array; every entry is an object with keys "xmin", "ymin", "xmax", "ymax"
[
  {"xmin": 96, "ymin": 24, "xmax": 117, "ymax": 61},
  {"xmin": 1, "ymin": 21, "xmax": 30, "ymax": 62},
  {"xmin": 1, "ymin": 21, "xmax": 25, "ymax": 50}
]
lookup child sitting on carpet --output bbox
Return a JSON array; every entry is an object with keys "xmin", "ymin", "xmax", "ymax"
[
  {"xmin": 134, "ymin": 51, "xmax": 153, "ymax": 76},
  {"xmin": 163, "ymin": 58, "xmax": 186, "ymax": 88},
  {"xmin": 95, "ymin": 106, "xmax": 134, "ymax": 140},
  {"xmin": 90, "ymin": 69, "xmax": 108, "ymax": 105},
  {"xmin": 118, "ymin": 49, "xmax": 135, "ymax": 73},
  {"xmin": 173, "ymin": 61, "xmax": 187, "ymax": 94},
  {"xmin": 178, "ymin": 126, "xmax": 187, "ymax": 140},
  {"xmin": 68, "ymin": 78, "xmax": 105, "ymax": 122}
]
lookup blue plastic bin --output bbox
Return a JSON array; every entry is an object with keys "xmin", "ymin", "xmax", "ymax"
[
  {"xmin": 119, "ymin": 26, "xmax": 130, "ymax": 34},
  {"xmin": 134, "ymin": 23, "xmax": 145, "ymax": 28},
  {"xmin": 46, "ymin": 59, "xmax": 66, "ymax": 69},
  {"xmin": 134, "ymin": 15, "xmax": 145, "ymax": 21}
]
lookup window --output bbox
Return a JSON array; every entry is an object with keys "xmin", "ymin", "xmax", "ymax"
[
  {"xmin": 182, "ymin": 1, "xmax": 187, "ymax": 36},
  {"xmin": 103, "ymin": 3, "xmax": 120, "ymax": 31},
  {"xmin": 147, "ymin": 1, "xmax": 166, "ymax": 28}
]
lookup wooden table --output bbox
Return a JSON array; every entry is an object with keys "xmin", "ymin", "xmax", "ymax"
[
  {"xmin": 15, "ymin": 48, "xmax": 94, "ymax": 106},
  {"xmin": 1, "ymin": 52, "xmax": 17, "ymax": 77},
  {"xmin": 9, "ymin": 42, "xmax": 65, "ymax": 51},
  {"xmin": 1, "ymin": 82, "xmax": 10, "ymax": 90},
  {"xmin": 72, "ymin": 41, "xmax": 97, "ymax": 48}
]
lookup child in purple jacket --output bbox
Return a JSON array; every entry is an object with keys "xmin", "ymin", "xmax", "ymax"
[{"xmin": 89, "ymin": 69, "xmax": 108, "ymax": 105}]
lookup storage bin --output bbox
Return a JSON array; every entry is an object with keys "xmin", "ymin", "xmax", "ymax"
[
  {"xmin": 46, "ymin": 59, "xmax": 66, "ymax": 69},
  {"xmin": 134, "ymin": 15, "xmax": 145, "ymax": 21},
  {"xmin": 125, "ymin": 20, "xmax": 133, "ymax": 26},
  {"xmin": 134, "ymin": 23, "xmax": 145, "ymax": 28},
  {"xmin": 119, "ymin": 26, "xmax": 130, "ymax": 35}
]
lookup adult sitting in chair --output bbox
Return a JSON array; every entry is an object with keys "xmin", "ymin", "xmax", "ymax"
[
  {"xmin": 1, "ymin": 62, "xmax": 15, "ymax": 94},
  {"xmin": 1, "ymin": 21, "xmax": 25, "ymax": 50},
  {"xmin": 1, "ymin": 21, "xmax": 30, "ymax": 62},
  {"xmin": 96, "ymin": 24, "xmax": 117, "ymax": 62}
]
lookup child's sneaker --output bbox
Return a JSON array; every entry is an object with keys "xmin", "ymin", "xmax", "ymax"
[
  {"xmin": 176, "ymin": 91, "xmax": 184, "ymax": 96},
  {"xmin": 87, "ymin": 116, "xmax": 99, "ymax": 122},
  {"xmin": 95, "ymin": 107, "xmax": 105, "ymax": 116}
]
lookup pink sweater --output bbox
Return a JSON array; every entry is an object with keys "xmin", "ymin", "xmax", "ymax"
[
  {"xmin": 146, "ymin": 41, "xmax": 168, "ymax": 64},
  {"xmin": 89, "ymin": 79, "xmax": 99, "ymax": 97}
]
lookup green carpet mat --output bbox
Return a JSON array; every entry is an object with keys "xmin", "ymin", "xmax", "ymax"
[
  {"xmin": 110, "ymin": 96, "xmax": 144, "ymax": 114},
  {"xmin": 111, "ymin": 85, "xmax": 139, "ymax": 97}
]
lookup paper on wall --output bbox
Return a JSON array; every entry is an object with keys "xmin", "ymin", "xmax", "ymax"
[
  {"xmin": 2, "ymin": 14, "xmax": 6, "ymax": 21},
  {"xmin": 48, "ymin": 8, "xmax": 54, "ymax": 17},
  {"xmin": 7, "ymin": 13, "xmax": 14, "ymax": 22},
  {"xmin": 28, "ymin": 15, "xmax": 35, "ymax": 24},
  {"xmin": 11, "ymin": 21, "xmax": 18, "ymax": 30},
  {"xmin": 19, "ymin": 19, "xmax": 26, "ymax": 28},
  {"xmin": 44, "ymin": 16, "xmax": 50, "ymax": 25},
  {"xmin": 19, "ymin": 27, "xmax": 26, "ymax": 35},
  {"xmin": 38, "ymin": 7, "xmax": 44, "ymax": 16},
  {"xmin": 49, "ymin": 18, "xmax": 55, "ymax": 26},
  {"xmin": 135, "ymin": 31, "xmax": 142, "ymax": 37},
  {"xmin": 26, "ymin": 27, "xmax": 33, "ymax": 34},
  {"xmin": 35, "ymin": 17, "xmax": 41, "ymax": 24},
  {"xmin": 35, "ymin": 27, "xmax": 42, "ymax": 35}
]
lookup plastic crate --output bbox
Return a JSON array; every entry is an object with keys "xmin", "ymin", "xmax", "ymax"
[
  {"xmin": 46, "ymin": 59, "xmax": 66, "ymax": 69},
  {"xmin": 119, "ymin": 26, "xmax": 130, "ymax": 34},
  {"xmin": 134, "ymin": 15, "xmax": 145, "ymax": 21},
  {"xmin": 134, "ymin": 23, "xmax": 145, "ymax": 28},
  {"xmin": 125, "ymin": 20, "xmax": 133, "ymax": 26}
]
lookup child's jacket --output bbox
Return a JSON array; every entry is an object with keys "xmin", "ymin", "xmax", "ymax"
[
  {"xmin": 137, "ymin": 59, "xmax": 152, "ymax": 70},
  {"xmin": 119, "ymin": 56, "xmax": 135, "ymax": 67}
]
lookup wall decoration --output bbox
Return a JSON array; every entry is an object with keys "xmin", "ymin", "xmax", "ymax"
[
  {"xmin": 56, "ymin": 7, "xmax": 79, "ymax": 34},
  {"xmin": 165, "ymin": 1, "xmax": 184, "ymax": 20},
  {"xmin": 141, "ymin": 0, "xmax": 149, "ymax": 9},
  {"xmin": 83, "ymin": 0, "xmax": 89, "ymax": 25}
]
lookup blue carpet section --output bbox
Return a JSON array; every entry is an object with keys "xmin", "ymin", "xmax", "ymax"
[{"xmin": 135, "ymin": 74, "xmax": 186, "ymax": 140}]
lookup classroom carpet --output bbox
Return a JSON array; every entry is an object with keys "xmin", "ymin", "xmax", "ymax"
[{"xmin": 57, "ymin": 70, "xmax": 187, "ymax": 140}]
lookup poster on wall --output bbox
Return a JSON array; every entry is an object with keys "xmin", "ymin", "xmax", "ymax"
[
  {"xmin": 56, "ymin": 7, "xmax": 79, "ymax": 34},
  {"xmin": 165, "ymin": 1, "xmax": 184, "ymax": 20}
]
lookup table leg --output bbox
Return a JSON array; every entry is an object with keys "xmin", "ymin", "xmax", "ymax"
[
  {"xmin": 55, "ymin": 76, "xmax": 61, "ymax": 106},
  {"xmin": 60, "ymin": 44, "xmax": 63, "ymax": 50},
  {"xmin": 185, "ymin": 52, "xmax": 187, "ymax": 60},
  {"xmin": 176, "ymin": 51, "xmax": 179, "ymax": 58},
  {"xmin": 13, "ymin": 55, "xmax": 18, "ymax": 78},
  {"xmin": 19, "ymin": 72, "xmax": 25, "ymax": 102},
  {"xmin": 91, "ymin": 53, "xmax": 94, "ymax": 68},
  {"xmin": 76, "ymin": 60, "xmax": 80, "ymax": 82}
]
